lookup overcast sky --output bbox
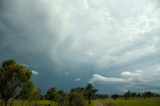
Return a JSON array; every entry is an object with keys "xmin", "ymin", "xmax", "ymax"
[{"xmin": 0, "ymin": 0, "xmax": 160, "ymax": 94}]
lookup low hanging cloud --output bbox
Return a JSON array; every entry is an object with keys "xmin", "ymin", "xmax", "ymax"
[
  {"xmin": 89, "ymin": 74, "xmax": 126, "ymax": 84},
  {"xmin": 89, "ymin": 66, "xmax": 160, "ymax": 92}
]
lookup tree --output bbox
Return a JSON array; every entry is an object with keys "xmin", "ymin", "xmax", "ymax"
[
  {"xmin": 84, "ymin": 83, "xmax": 97, "ymax": 104},
  {"xmin": 70, "ymin": 87, "xmax": 85, "ymax": 94},
  {"xmin": 136, "ymin": 93, "xmax": 141, "ymax": 97},
  {"xmin": 111, "ymin": 94, "xmax": 120, "ymax": 100},
  {"xmin": 68, "ymin": 92, "xmax": 86, "ymax": 106},
  {"xmin": 0, "ymin": 59, "xmax": 32, "ymax": 106},
  {"xmin": 131, "ymin": 92, "xmax": 136, "ymax": 98},
  {"xmin": 46, "ymin": 88, "xmax": 68, "ymax": 106},
  {"xmin": 142, "ymin": 91, "xmax": 155, "ymax": 99},
  {"xmin": 18, "ymin": 81, "xmax": 34, "ymax": 99},
  {"xmin": 46, "ymin": 87, "xmax": 57, "ymax": 101},
  {"xmin": 123, "ymin": 91, "xmax": 131, "ymax": 100},
  {"xmin": 69, "ymin": 87, "xmax": 86, "ymax": 106},
  {"xmin": 46, "ymin": 87, "xmax": 58, "ymax": 105},
  {"xmin": 17, "ymin": 80, "xmax": 40, "ymax": 106},
  {"xmin": 56, "ymin": 90, "xmax": 67, "ymax": 106}
]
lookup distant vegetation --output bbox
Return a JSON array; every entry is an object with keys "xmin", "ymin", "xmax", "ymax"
[
  {"xmin": 0, "ymin": 59, "xmax": 160, "ymax": 106},
  {"xmin": 110, "ymin": 91, "xmax": 160, "ymax": 100}
]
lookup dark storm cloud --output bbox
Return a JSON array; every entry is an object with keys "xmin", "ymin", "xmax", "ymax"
[{"xmin": 0, "ymin": 0, "xmax": 160, "ymax": 94}]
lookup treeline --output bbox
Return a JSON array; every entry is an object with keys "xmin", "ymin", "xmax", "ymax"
[
  {"xmin": 111, "ymin": 91, "xmax": 160, "ymax": 100},
  {"xmin": 42, "ymin": 84, "xmax": 97, "ymax": 106}
]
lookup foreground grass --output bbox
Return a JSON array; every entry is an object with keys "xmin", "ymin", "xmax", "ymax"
[
  {"xmin": 1, "ymin": 100, "xmax": 55, "ymax": 106},
  {"xmin": 1, "ymin": 97, "xmax": 160, "ymax": 106},
  {"xmin": 1, "ymin": 100, "xmax": 96, "ymax": 106},
  {"xmin": 100, "ymin": 97, "xmax": 160, "ymax": 106}
]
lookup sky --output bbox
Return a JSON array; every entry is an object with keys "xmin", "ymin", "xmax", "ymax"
[{"xmin": 0, "ymin": 0, "xmax": 160, "ymax": 94}]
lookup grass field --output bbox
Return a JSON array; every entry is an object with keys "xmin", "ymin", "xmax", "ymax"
[
  {"xmin": 99, "ymin": 97, "xmax": 160, "ymax": 106},
  {"xmin": 1, "ymin": 100, "xmax": 96, "ymax": 106},
  {"xmin": 1, "ymin": 97, "xmax": 160, "ymax": 106}
]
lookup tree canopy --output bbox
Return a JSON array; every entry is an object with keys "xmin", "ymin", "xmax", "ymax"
[
  {"xmin": 84, "ymin": 83, "xmax": 97, "ymax": 104},
  {"xmin": 0, "ymin": 59, "xmax": 32, "ymax": 106}
]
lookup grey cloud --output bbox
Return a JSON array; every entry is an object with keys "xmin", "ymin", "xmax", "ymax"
[{"xmin": 0, "ymin": 0, "xmax": 160, "ymax": 93}]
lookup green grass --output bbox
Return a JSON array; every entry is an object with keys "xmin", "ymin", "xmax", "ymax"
[
  {"xmin": 1, "ymin": 100, "xmax": 55, "ymax": 106},
  {"xmin": 1, "ymin": 97, "xmax": 160, "ymax": 106},
  {"xmin": 100, "ymin": 97, "xmax": 160, "ymax": 106},
  {"xmin": 1, "ymin": 100, "xmax": 96, "ymax": 106}
]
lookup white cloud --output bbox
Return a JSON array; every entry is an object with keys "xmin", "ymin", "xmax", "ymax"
[
  {"xmin": 89, "ymin": 74, "xmax": 126, "ymax": 84},
  {"xmin": 46, "ymin": 0, "xmax": 160, "ymax": 69},
  {"xmin": 75, "ymin": 78, "xmax": 81, "ymax": 82},
  {"xmin": 121, "ymin": 71, "xmax": 141, "ymax": 78},
  {"xmin": 89, "ymin": 67, "xmax": 160, "ymax": 92},
  {"xmin": 31, "ymin": 70, "xmax": 39, "ymax": 75}
]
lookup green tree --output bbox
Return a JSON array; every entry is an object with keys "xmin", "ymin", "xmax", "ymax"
[
  {"xmin": 18, "ymin": 81, "xmax": 34, "ymax": 99},
  {"xmin": 131, "ymin": 92, "xmax": 136, "ymax": 98},
  {"xmin": 46, "ymin": 88, "xmax": 67, "ymax": 106},
  {"xmin": 123, "ymin": 91, "xmax": 131, "ymax": 100},
  {"xmin": 142, "ymin": 91, "xmax": 155, "ymax": 99},
  {"xmin": 56, "ymin": 90, "xmax": 67, "ymax": 106},
  {"xmin": 17, "ymin": 80, "xmax": 40, "ymax": 106},
  {"xmin": 111, "ymin": 94, "xmax": 120, "ymax": 100},
  {"xmin": 70, "ymin": 87, "xmax": 85, "ymax": 94},
  {"xmin": 68, "ymin": 92, "xmax": 86, "ymax": 106},
  {"xmin": 46, "ymin": 87, "xmax": 57, "ymax": 105},
  {"xmin": 0, "ymin": 59, "xmax": 32, "ymax": 106},
  {"xmin": 84, "ymin": 83, "xmax": 97, "ymax": 104}
]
